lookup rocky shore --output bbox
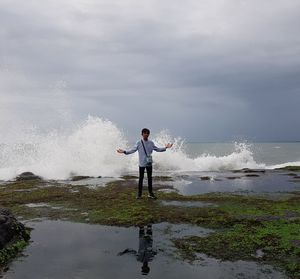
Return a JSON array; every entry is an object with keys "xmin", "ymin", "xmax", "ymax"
[
  {"xmin": 0, "ymin": 169, "xmax": 299, "ymax": 278},
  {"xmin": 0, "ymin": 208, "xmax": 30, "ymax": 272}
]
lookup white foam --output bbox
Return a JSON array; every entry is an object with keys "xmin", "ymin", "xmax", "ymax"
[
  {"xmin": 0, "ymin": 116, "xmax": 272, "ymax": 181},
  {"xmin": 0, "ymin": 116, "xmax": 130, "ymax": 180},
  {"xmin": 151, "ymin": 137, "xmax": 265, "ymax": 172}
]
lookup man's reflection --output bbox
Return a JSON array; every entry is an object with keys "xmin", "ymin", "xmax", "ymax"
[{"xmin": 118, "ymin": 224, "xmax": 156, "ymax": 275}]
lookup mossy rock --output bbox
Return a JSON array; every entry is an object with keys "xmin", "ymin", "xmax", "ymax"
[
  {"xmin": 16, "ymin": 172, "xmax": 42, "ymax": 181},
  {"xmin": 276, "ymin": 166, "xmax": 300, "ymax": 172},
  {"xmin": 120, "ymin": 175, "xmax": 139, "ymax": 180},
  {"xmin": 200, "ymin": 176, "xmax": 211, "ymax": 181},
  {"xmin": 71, "ymin": 176, "xmax": 92, "ymax": 181},
  {"xmin": 0, "ymin": 208, "xmax": 31, "ymax": 270},
  {"xmin": 173, "ymin": 221, "xmax": 300, "ymax": 279}
]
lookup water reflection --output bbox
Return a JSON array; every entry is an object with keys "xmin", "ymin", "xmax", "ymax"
[
  {"xmin": 3, "ymin": 220, "xmax": 288, "ymax": 279},
  {"xmin": 118, "ymin": 225, "xmax": 156, "ymax": 275}
]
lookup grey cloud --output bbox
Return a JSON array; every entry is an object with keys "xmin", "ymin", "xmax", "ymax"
[{"xmin": 0, "ymin": 0, "xmax": 300, "ymax": 141}]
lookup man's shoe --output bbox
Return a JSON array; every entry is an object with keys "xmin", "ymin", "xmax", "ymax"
[
  {"xmin": 148, "ymin": 193, "xmax": 157, "ymax": 200},
  {"xmin": 136, "ymin": 195, "xmax": 142, "ymax": 199}
]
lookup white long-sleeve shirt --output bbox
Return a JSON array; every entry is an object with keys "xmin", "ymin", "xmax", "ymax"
[{"xmin": 124, "ymin": 139, "xmax": 166, "ymax": 167}]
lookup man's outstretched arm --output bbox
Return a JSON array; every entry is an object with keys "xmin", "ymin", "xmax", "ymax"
[
  {"xmin": 153, "ymin": 142, "xmax": 173, "ymax": 152},
  {"xmin": 117, "ymin": 142, "xmax": 138, "ymax": 155}
]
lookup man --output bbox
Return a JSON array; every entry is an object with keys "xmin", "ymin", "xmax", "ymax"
[{"xmin": 117, "ymin": 128, "xmax": 173, "ymax": 199}]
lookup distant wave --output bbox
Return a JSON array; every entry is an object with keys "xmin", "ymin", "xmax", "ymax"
[
  {"xmin": 151, "ymin": 136, "xmax": 265, "ymax": 172},
  {"xmin": 1, "ymin": 116, "xmax": 294, "ymax": 181}
]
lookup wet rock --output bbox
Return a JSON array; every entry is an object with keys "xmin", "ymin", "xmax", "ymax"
[
  {"xmin": 154, "ymin": 176, "xmax": 174, "ymax": 181},
  {"xmin": 226, "ymin": 176, "xmax": 241, "ymax": 180},
  {"xmin": 16, "ymin": 172, "xmax": 42, "ymax": 181},
  {"xmin": 232, "ymin": 170, "xmax": 243, "ymax": 173},
  {"xmin": 276, "ymin": 166, "xmax": 300, "ymax": 172},
  {"xmin": 245, "ymin": 174, "xmax": 260, "ymax": 177},
  {"xmin": 121, "ymin": 175, "xmax": 139, "ymax": 180},
  {"xmin": 0, "ymin": 208, "xmax": 30, "ymax": 250},
  {"xmin": 233, "ymin": 168, "xmax": 266, "ymax": 174},
  {"xmin": 71, "ymin": 176, "xmax": 91, "ymax": 181},
  {"xmin": 281, "ymin": 173, "xmax": 297, "ymax": 176},
  {"xmin": 0, "ymin": 209, "xmax": 30, "ymax": 271},
  {"xmin": 200, "ymin": 176, "xmax": 211, "ymax": 181}
]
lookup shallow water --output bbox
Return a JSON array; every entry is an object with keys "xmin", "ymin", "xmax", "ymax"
[
  {"xmin": 2, "ymin": 169, "xmax": 299, "ymax": 197},
  {"xmin": 152, "ymin": 170, "xmax": 300, "ymax": 195},
  {"xmin": 3, "ymin": 221, "xmax": 288, "ymax": 279},
  {"xmin": 65, "ymin": 170, "xmax": 300, "ymax": 196}
]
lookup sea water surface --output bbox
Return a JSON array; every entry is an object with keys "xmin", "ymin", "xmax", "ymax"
[{"xmin": 0, "ymin": 116, "xmax": 299, "ymax": 181}]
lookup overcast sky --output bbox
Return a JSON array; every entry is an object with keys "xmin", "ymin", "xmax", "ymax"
[{"xmin": 1, "ymin": 0, "xmax": 300, "ymax": 142}]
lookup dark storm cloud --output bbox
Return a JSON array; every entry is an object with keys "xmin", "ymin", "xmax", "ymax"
[{"xmin": 0, "ymin": 0, "xmax": 300, "ymax": 141}]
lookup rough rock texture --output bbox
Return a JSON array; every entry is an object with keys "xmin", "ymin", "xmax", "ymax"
[
  {"xmin": 16, "ymin": 172, "xmax": 42, "ymax": 181},
  {"xmin": 0, "ymin": 208, "xmax": 30, "ymax": 268},
  {"xmin": 71, "ymin": 176, "xmax": 91, "ymax": 181}
]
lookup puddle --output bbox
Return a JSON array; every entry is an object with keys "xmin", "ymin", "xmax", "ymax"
[
  {"xmin": 3, "ymin": 220, "xmax": 287, "ymax": 279},
  {"xmin": 161, "ymin": 200, "xmax": 217, "ymax": 208}
]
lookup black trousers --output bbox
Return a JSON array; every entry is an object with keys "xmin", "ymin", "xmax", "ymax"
[{"xmin": 138, "ymin": 166, "xmax": 153, "ymax": 196}]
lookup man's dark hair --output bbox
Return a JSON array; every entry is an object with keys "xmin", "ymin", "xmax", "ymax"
[{"xmin": 141, "ymin": 128, "xmax": 150, "ymax": 134}]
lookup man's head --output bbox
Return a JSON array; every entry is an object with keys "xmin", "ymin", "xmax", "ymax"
[{"xmin": 141, "ymin": 128, "xmax": 150, "ymax": 140}]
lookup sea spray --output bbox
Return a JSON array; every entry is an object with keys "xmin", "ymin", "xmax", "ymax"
[
  {"xmin": 0, "ymin": 116, "xmax": 267, "ymax": 181},
  {"xmin": 0, "ymin": 116, "xmax": 129, "ymax": 180},
  {"xmin": 152, "ymin": 140, "xmax": 265, "ymax": 172}
]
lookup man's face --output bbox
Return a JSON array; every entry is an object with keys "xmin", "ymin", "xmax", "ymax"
[{"xmin": 142, "ymin": 132, "xmax": 150, "ymax": 140}]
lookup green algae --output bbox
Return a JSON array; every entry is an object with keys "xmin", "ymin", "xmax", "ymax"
[
  {"xmin": 173, "ymin": 221, "xmax": 300, "ymax": 278},
  {"xmin": 277, "ymin": 166, "xmax": 300, "ymax": 172},
  {"xmin": 0, "ymin": 240, "xmax": 28, "ymax": 269},
  {"xmin": 0, "ymin": 180, "xmax": 234, "ymax": 227},
  {"xmin": 0, "ymin": 219, "xmax": 31, "ymax": 271}
]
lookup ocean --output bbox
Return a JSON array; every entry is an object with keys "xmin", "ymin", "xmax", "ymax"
[{"xmin": 0, "ymin": 116, "xmax": 299, "ymax": 181}]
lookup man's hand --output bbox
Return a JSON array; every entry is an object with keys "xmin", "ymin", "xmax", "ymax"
[
  {"xmin": 117, "ymin": 149, "xmax": 125, "ymax": 154},
  {"xmin": 165, "ymin": 143, "xmax": 173, "ymax": 149}
]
